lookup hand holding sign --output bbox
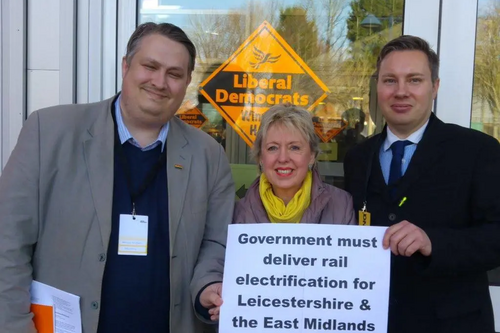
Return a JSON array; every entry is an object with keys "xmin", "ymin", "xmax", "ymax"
[
  {"xmin": 200, "ymin": 282, "xmax": 223, "ymax": 321},
  {"xmin": 383, "ymin": 220, "xmax": 432, "ymax": 256}
]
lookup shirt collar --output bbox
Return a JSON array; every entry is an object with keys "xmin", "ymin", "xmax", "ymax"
[
  {"xmin": 383, "ymin": 119, "xmax": 429, "ymax": 152},
  {"xmin": 114, "ymin": 94, "xmax": 169, "ymax": 151}
]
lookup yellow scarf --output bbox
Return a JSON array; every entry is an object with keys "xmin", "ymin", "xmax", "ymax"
[{"xmin": 259, "ymin": 171, "xmax": 312, "ymax": 223}]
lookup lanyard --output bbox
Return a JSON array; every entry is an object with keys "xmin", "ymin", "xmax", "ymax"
[
  {"xmin": 360, "ymin": 134, "xmax": 383, "ymax": 212},
  {"xmin": 111, "ymin": 110, "xmax": 167, "ymax": 216}
]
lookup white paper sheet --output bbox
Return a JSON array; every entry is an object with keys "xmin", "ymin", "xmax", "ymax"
[{"xmin": 31, "ymin": 280, "xmax": 82, "ymax": 333}]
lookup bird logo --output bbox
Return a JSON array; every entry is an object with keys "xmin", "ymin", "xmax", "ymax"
[{"xmin": 249, "ymin": 46, "xmax": 281, "ymax": 69}]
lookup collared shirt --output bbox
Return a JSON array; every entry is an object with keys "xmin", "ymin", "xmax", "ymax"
[
  {"xmin": 379, "ymin": 119, "xmax": 429, "ymax": 184},
  {"xmin": 114, "ymin": 95, "xmax": 169, "ymax": 152}
]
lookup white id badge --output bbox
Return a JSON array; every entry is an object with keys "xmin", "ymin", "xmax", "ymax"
[{"xmin": 118, "ymin": 214, "xmax": 148, "ymax": 256}]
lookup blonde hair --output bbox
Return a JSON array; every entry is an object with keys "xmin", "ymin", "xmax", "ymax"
[{"xmin": 252, "ymin": 103, "xmax": 319, "ymax": 162}]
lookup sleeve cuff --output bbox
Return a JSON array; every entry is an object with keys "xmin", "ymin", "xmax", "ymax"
[{"xmin": 194, "ymin": 281, "xmax": 222, "ymax": 321}]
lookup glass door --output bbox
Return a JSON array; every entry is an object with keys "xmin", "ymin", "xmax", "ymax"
[
  {"xmin": 131, "ymin": 0, "xmax": 432, "ymax": 195},
  {"xmin": 471, "ymin": 1, "xmax": 500, "ymax": 331}
]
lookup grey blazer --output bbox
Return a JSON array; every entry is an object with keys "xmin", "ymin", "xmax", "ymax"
[{"xmin": 0, "ymin": 96, "xmax": 235, "ymax": 332}]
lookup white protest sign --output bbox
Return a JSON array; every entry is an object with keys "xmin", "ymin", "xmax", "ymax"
[{"xmin": 220, "ymin": 223, "xmax": 390, "ymax": 333}]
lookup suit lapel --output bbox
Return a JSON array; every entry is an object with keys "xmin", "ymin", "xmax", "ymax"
[
  {"xmin": 166, "ymin": 118, "xmax": 191, "ymax": 253},
  {"xmin": 83, "ymin": 98, "xmax": 115, "ymax": 250},
  {"xmin": 394, "ymin": 114, "xmax": 451, "ymax": 199},
  {"xmin": 370, "ymin": 145, "xmax": 389, "ymax": 194},
  {"xmin": 359, "ymin": 131, "xmax": 386, "ymax": 193}
]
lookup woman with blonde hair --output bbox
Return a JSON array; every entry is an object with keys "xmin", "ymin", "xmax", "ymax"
[{"xmin": 233, "ymin": 103, "xmax": 356, "ymax": 224}]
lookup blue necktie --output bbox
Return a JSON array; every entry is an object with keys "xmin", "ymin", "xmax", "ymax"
[{"xmin": 388, "ymin": 140, "xmax": 412, "ymax": 185}]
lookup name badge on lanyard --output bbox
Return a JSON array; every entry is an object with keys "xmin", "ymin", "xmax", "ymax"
[
  {"xmin": 118, "ymin": 214, "xmax": 149, "ymax": 256},
  {"xmin": 358, "ymin": 137, "xmax": 380, "ymax": 227},
  {"xmin": 111, "ymin": 108, "xmax": 165, "ymax": 257},
  {"xmin": 358, "ymin": 201, "xmax": 371, "ymax": 226}
]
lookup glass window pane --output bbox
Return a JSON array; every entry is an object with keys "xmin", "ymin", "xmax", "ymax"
[
  {"xmin": 137, "ymin": 0, "xmax": 404, "ymax": 189},
  {"xmin": 473, "ymin": 0, "xmax": 500, "ymax": 287},
  {"xmin": 472, "ymin": 0, "xmax": 500, "ymax": 142}
]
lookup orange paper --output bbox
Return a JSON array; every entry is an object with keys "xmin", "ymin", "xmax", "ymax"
[{"xmin": 31, "ymin": 303, "xmax": 54, "ymax": 333}]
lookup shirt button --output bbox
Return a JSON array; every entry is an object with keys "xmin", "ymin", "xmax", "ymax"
[
  {"xmin": 99, "ymin": 253, "xmax": 106, "ymax": 262},
  {"xmin": 91, "ymin": 301, "xmax": 99, "ymax": 310},
  {"xmin": 388, "ymin": 213, "xmax": 397, "ymax": 221}
]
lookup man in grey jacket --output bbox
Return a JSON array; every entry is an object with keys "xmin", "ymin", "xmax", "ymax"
[{"xmin": 0, "ymin": 22, "xmax": 234, "ymax": 332}]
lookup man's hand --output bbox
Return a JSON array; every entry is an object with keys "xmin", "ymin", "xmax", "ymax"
[
  {"xmin": 383, "ymin": 220, "xmax": 432, "ymax": 256},
  {"xmin": 200, "ymin": 282, "xmax": 223, "ymax": 321}
]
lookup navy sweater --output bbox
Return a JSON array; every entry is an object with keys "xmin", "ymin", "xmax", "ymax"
[{"xmin": 97, "ymin": 142, "xmax": 170, "ymax": 333}]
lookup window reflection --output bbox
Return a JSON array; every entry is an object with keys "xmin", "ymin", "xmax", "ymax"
[
  {"xmin": 473, "ymin": 0, "xmax": 500, "ymax": 142},
  {"xmin": 138, "ymin": 0, "xmax": 404, "ymax": 185},
  {"xmin": 474, "ymin": 0, "xmax": 500, "ymax": 287}
]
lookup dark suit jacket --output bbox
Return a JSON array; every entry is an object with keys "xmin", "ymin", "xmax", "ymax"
[{"xmin": 344, "ymin": 113, "xmax": 500, "ymax": 333}]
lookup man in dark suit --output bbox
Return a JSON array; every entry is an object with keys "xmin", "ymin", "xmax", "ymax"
[{"xmin": 344, "ymin": 35, "xmax": 500, "ymax": 333}]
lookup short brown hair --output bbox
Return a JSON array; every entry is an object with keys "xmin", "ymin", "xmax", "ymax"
[
  {"xmin": 376, "ymin": 35, "xmax": 439, "ymax": 83},
  {"xmin": 252, "ymin": 103, "xmax": 319, "ymax": 163},
  {"xmin": 125, "ymin": 22, "xmax": 196, "ymax": 73}
]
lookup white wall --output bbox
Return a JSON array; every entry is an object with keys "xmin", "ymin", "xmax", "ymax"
[
  {"xmin": 28, "ymin": 0, "xmax": 60, "ymax": 115},
  {"xmin": 437, "ymin": 0, "xmax": 477, "ymax": 127},
  {"xmin": 0, "ymin": 0, "xmax": 117, "ymax": 173},
  {"xmin": 0, "ymin": 0, "xmax": 76, "ymax": 174},
  {"xmin": 27, "ymin": 0, "xmax": 76, "ymax": 115},
  {"xmin": 77, "ymin": 0, "xmax": 118, "ymax": 104},
  {"xmin": 0, "ymin": 1, "xmax": 26, "ymax": 172}
]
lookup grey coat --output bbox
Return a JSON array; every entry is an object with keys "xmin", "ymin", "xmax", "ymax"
[
  {"xmin": 0, "ymin": 96, "xmax": 234, "ymax": 333},
  {"xmin": 233, "ymin": 169, "xmax": 356, "ymax": 224}
]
